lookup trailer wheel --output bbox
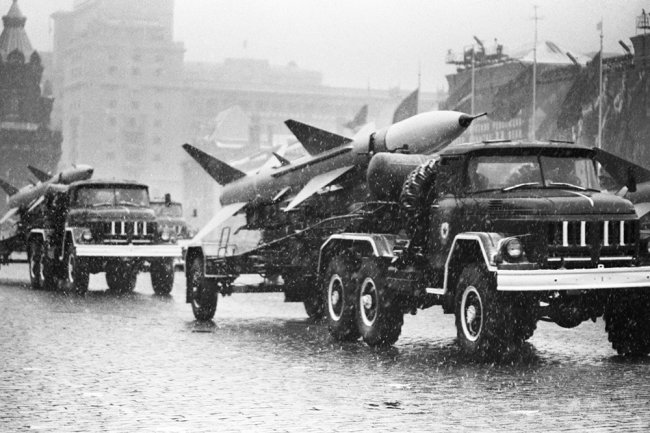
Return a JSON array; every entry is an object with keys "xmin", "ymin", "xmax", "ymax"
[
  {"xmin": 151, "ymin": 258, "xmax": 174, "ymax": 295},
  {"xmin": 605, "ymin": 290, "xmax": 650, "ymax": 356},
  {"xmin": 324, "ymin": 254, "xmax": 359, "ymax": 341},
  {"xmin": 188, "ymin": 255, "xmax": 217, "ymax": 321},
  {"xmin": 356, "ymin": 259, "xmax": 403, "ymax": 347},
  {"xmin": 27, "ymin": 238, "xmax": 45, "ymax": 290},
  {"xmin": 303, "ymin": 281, "xmax": 324, "ymax": 321},
  {"xmin": 455, "ymin": 264, "xmax": 530, "ymax": 359},
  {"xmin": 66, "ymin": 243, "xmax": 89, "ymax": 295}
]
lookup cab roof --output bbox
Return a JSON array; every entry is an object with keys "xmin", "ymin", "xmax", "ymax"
[
  {"xmin": 69, "ymin": 179, "xmax": 149, "ymax": 189},
  {"xmin": 439, "ymin": 140, "xmax": 591, "ymax": 157}
]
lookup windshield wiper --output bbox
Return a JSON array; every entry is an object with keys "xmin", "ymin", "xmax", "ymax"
[
  {"xmin": 502, "ymin": 182, "xmax": 542, "ymax": 192},
  {"xmin": 117, "ymin": 201, "xmax": 142, "ymax": 207},
  {"xmin": 91, "ymin": 202, "xmax": 114, "ymax": 208},
  {"xmin": 546, "ymin": 182, "xmax": 588, "ymax": 191}
]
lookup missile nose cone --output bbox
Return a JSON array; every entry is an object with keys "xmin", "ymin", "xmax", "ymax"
[{"xmin": 459, "ymin": 112, "xmax": 488, "ymax": 128}]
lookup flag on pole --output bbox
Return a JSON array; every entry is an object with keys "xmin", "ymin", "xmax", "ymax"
[{"xmin": 597, "ymin": 20, "xmax": 603, "ymax": 33}]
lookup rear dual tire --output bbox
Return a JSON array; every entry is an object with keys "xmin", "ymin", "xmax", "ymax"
[{"xmin": 188, "ymin": 255, "xmax": 217, "ymax": 321}]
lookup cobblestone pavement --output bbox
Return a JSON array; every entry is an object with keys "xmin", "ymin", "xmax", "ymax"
[{"xmin": 1, "ymin": 263, "xmax": 649, "ymax": 432}]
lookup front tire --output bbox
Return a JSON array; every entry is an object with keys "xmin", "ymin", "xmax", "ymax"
[
  {"xmin": 106, "ymin": 264, "xmax": 137, "ymax": 293},
  {"xmin": 324, "ymin": 254, "xmax": 359, "ymax": 341},
  {"xmin": 27, "ymin": 239, "xmax": 45, "ymax": 290},
  {"xmin": 188, "ymin": 255, "xmax": 217, "ymax": 321},
  {"xmin": 455, "ymin": 264, "xmax": 533, "ymax": 359},
  {"xmin": 150, "ymin": 258, "xmax": 175, "ymax": 295},
  {"xmin": 66, "ymin": 243, "xmax": 89, "ymax": 295},
  {"xmin": 356, "ymin": 259, "xmax": 403, "ymax": 347},
  {"xmin": 605, "ymin": 290, "xmax": 650, "ymax": 356}
]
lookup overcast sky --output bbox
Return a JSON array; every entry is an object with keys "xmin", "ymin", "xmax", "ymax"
[{"xmin": 16, "ymin": 0, "xmax": 647, "ymax": 92}]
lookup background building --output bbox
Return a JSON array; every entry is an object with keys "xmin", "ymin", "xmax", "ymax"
[
  {"xmin": 0, "ymin": 0, "xmax": 61, "ymax": 214},
  {"xmin": 50, "ymin": 0, "xmax": 443, "ymax": 229}
]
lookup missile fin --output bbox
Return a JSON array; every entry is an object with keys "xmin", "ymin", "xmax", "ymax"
[
  {"xmin": 0, "ymin": 207, "xmax": 19, "ymax": 225},
  {"xmin": 191, "ymin": 202, "xmax": 247, "ymax": 243},
  {"xmin": 272, "ymin": 152, "xmax": 291, "ymax": 166},
  {"xmin": 0, "ymin": 178, "xmax": 18, "ymax": 196},
  {"xmin": 284, "ymin": 119, "xmax": 352, "ymax": 156},
  {"xmin": 27, "ymin": 165, "xmax": 51, "ymax": 182},
  {"xmin": 284, "ymin": 165, "xmax": 355, "ymax": 212},
  {"xmin": 182, "ymin": 143, "xmax": 246, "ymax": 185},
  {"xmin": 272, "ymin": 187, "xmax": 291, "ymax": 202}
]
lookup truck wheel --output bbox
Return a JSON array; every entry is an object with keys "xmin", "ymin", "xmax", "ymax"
[
  {"xmin": 303, "ymin": 281, "xmax": 324, "ymax": 321},
  {"xmin": 66, "ymin": 243, "xmax": 89, "ymax": 295},
  {"xmin": 150, "ymin": 258, "xmax": 175, "ymax": 295},
  {"xmin": 604, "ymin": 290, "xmax": 650, "ymax": 356},
  {"xmin": 324, "ymin": 255, "xmax": 359, "ymax": 341},
  {"xmin": 188, "ymin": 255, "xmax": 217, "ymax": 321},
  {"xmin": 455, "ymin": 264, "xmax": 524, "ymax": 359},
  {"xmin": 27, "ymin": 239, "xmax": 45, "ymax": 290},
  {"xmin": 106, "ymin": 265, "xmax": 137, "ymax": 293},
  {"xmin": 356, "ymin": 259, "xmax": 403, "ymax": 347}
]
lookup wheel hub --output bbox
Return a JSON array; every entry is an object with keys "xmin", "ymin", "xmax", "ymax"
[
  {"xmin": 361, "ymin": 294, "xmax": 373, "ymax": 310},
  {"xmin": 331, "ymin": 290, "xmax": 340, "ymax": 307}
]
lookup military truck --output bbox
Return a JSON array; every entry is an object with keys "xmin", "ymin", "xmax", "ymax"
[
  {"xmin": 26, "ymin": 179, "xmax": 181, "ymax": 295},
  {"xmin": 186, "ymin": 140, "xmax": 650, "ymax": 358}
]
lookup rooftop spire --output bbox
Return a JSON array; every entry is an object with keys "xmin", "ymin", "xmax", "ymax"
[{"xmin": 0, "ymin": 0, "xmax": 33, "ymax": 61}]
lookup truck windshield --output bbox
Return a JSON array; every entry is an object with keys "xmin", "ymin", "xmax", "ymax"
[
  {"xmin": 467, "ymin": 154, "xmax": 600, "ymax": 192},
  {"xmin": 72, "ymin": 186, "xmax": 150, "ymax": 208},
  {"xmin": 152, "ymin": 203, "xmax": 183, "ymax": 217}
]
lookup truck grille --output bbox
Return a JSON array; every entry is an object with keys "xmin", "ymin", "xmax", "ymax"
[
  {"xmin": 95, "ymin": 221, "xmax": 157, "ymax": 243},
  {"xmin": 545, "ymin": 220, "xmax": 637, "ymax": 267}
]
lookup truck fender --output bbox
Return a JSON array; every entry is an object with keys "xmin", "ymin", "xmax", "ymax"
[
  {"xmin": 317, "ymin": 233, "xmax": 399, "ymax": 279},
  {"xmin": 443, "ymin": 233, "xmax": 502, "ymax": 296}
]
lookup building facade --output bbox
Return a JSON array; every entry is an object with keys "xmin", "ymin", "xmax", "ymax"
[
  {"xmin": 0, "ymin": 0, "xmax": 61, "ymax": 213},
  {"xmin": 51, "ymin": 0, "xmax": 442, "ymax": 228}
]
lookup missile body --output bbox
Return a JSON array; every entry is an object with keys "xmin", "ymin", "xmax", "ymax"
[
  {"xmin": 6, "ymin": 165, "xmax": 94, "ymax": 210},
  {"xmin": 218, "ymin": 111, "xmax": 474, "ymax": 207}
]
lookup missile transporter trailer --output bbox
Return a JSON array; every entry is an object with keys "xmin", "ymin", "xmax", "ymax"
[
  {"xmin": 25, "ymin": 179, "xmax": 181, "ymax": 295},
  {"xmin": 186, "ymin": 140, "xmax": 650, "ymax": 358}
]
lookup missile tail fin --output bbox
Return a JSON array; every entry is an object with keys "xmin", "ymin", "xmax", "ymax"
[
  {"xmin": 284, "ymin": 119, "xmax": 352, "ymax": 155},
  {"xmin": 272, "ymin": 152, "xmax": 291, "ymax": 166},
  {"xmin": 0, "ymin": 178, "xmax": 18, "ymax": 196},
  {"xmin": 182, "ymin": 143, "xmax": 247, "ymax": 185},
  {"xmin": 27, "ymin": 165, "xmax": 51, "ymax": 182}
]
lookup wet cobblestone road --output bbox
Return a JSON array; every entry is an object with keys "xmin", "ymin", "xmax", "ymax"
[{"xmin": 1, "ymin": 263, "xmax": 649, "ymax": 432}]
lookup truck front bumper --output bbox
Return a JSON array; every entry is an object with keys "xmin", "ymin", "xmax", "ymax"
[
  {"xmin": 75, "ymin": 244, "xmax": 182, "ymax": 258},
  {"xmin": 497, "ymin": 266, "xmax": 650, "ymax": 292}
]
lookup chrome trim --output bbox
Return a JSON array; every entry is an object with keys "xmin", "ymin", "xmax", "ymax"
[
  {"xmin": 497, "ymin": 266, "xmax": 650, "ymax": 291},
  {"xmin": 75, "ymin": 244, "xmax": 181, "ymax": 257}
]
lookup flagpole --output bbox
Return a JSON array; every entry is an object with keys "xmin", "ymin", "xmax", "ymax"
[
  {"xmin": 470, "ymin": 46, "xmax": 476, "ymax": 141},
  {"xmin": 532, "ymin": 5, "xmax": 538, "ymax": 141},
  {"xmin": 597, "ymin": 20, "xmax": 603, "ymax": 149}
]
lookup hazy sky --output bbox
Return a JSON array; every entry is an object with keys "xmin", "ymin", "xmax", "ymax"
[{"xmin": 15, "ymin": 0, "xmax": 647, "ymax": 91}]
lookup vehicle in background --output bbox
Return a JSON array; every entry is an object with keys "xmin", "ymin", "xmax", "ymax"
[
  {"xmin": 151, "ymin": 193, "xmax": 191, "ymax": 271},
  {"xmin": 26, "ymin": 179, "xmax": 181, "ymax": 295}
]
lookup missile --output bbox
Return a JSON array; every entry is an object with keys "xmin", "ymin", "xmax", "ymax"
[
  {"xmin": 184, "ymin": 110, "xmax": 480, "ymax": 241},
  {"xmin": 0, "ymin": 164, "xmax": 94, "ymax": 224}
]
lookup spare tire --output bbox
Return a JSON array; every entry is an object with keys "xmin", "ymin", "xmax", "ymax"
[{"xmin": 399, "ymin": 159, "xmax": 438, "ymax": 248}]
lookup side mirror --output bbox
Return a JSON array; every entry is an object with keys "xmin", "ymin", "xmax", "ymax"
[
  {"xmin": 627, "ymin": 167, "xmax": 637, "ymax": 193},
  {"xmin": 192, "ymin": 209, "xmax": 198, "ymax": 217}
]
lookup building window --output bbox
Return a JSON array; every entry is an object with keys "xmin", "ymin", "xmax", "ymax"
[
  {"xmin": 153, "ymin": 119, "xmax": 162, "ymax": 127},
  {"xmin": 108, "ymin": 100, "xmax": 117, "ymax": 109},
  {"xmin": 108, "ymin": 117, "xmax": 117, "ymax": 127},
  {"xmin": 106, "ymin": 152, "xmax": 115, "ymax": 160},
  {"xmin": 132, "ymin": 53, "xmax": 142, "ymax": 62},
  {"xmin": 155, "ymin": 68, "xmax": 163, "ymax": 77},
  {"xmin": 152, "ymin": 136, "xmax": 161, "ymax": 145},
  {"xmin": 154, "ymin": 102, "xmax": 162, "ymax": 110},
  {"xmin": 155, "ymin": 54, "xmax": 164, "ymax": 63},
  {"xmin": 108, "ymin": 66, "xmax": 117, "ymax": 75},
  {"xmin": 131, "ymin": 101, "xmax": 140, "ymax": 110},
  {"xmin": 153, "ymin": 153, "xmax": 162, "ymax": 162},
  {"xmin": 132, "ymin": 67, "xmax": 140, "ymax": 76}
]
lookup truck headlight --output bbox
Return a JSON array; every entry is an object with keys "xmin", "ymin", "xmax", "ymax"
[
  {"xmin": 82, "ymin": 229, "xmax": 93, "ymax": 242},
  {"xmin": 160, "ymin": 228, "xmax": 170, "ymax": 242},
  {"xmin": 502, "ymin": 238, "xmax": 523, "ymax": 261}
]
